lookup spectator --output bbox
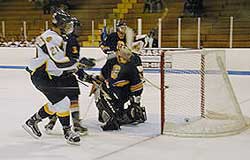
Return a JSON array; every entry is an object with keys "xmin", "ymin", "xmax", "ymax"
[
  {"xmin": 29, "ymin": 37, "xmax": 36, "ymax": 47},
  {"xmin": 43, "ymin": 0, "xmax": 51, "ymax": 14},
  {"xmin": 100, "ymin": 26, "xmax": 108, "ymax": 44},
  {"xmin": 183, "ymin": 0, "xmax": 194, "ymax": 16},
  {"xmin": 145, "ymin": 29, "xmax": 158, "ymax": 48},
  {"xmin": 183, "ymin": 0, "xmax": 203, "ymax": 17},
  {"xmin": 0, "ymin": 36, "xmax": 7, "ymax": 47},
  {"xmin": 60, "ymin": 0, "xmax": 71, "ymax": 10},
  {"xmin": 143, "ymin": 0, "xmax": 153, "ymax": 13},
  {"xmin": 7, "ymin": 37, "xmax": 19, "ymax": 47},
  {"xmin": 194, "ymin": 0, "xmax": 203, "ymax": 17},
  {"xmin": 18, "ymin": 38, "xmax": 30, "ymax": 47},
  {"xmin": 152, "ymin": 0, "xmax": 164, "ymax": 13}
]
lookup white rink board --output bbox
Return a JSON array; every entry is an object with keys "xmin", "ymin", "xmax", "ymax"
[{"xmin": 0, "ymin": 47, "xmax": 249, "ymax": 71}]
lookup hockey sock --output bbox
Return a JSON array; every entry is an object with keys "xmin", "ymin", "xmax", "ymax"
[
  {"xmin": 48, "ymin": 113, "xmax": 57, "ymax": 120},
  {"xmin": 38, "ymin": 103, "xmax": 54, "ymax": 119},
  {"xmin": 57, "ymin": 112, "xmax": 70, "ymax": 127},
  {"xmin": 70, "ymin": 100, "xmax": 80, "ymax": 124}
]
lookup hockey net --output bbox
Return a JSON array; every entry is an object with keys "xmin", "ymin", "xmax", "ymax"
[{"xmin": 159, "ymin": 49, "xmax": 249, "ymax": 137}]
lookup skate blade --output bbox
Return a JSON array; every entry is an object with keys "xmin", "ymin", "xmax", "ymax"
[
  {"xmin": 66, "ymin": 140, "xmax": 81, "ymax": 146},
  {"xmin": 44, "ymin": 128, "xmax": 57, "ymax": 136},
  {"xmin": 78, "ymin": 131, "xmax": 88, "ymax": 136},
  {"xmin": 22, "ymin": 124, "xmax": 40, "ymax": 140}
]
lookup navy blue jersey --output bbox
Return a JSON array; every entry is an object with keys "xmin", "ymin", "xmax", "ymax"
[
  {"xmin": 101, "ymin": 58, "xmax": 143, "ymax": 104},
  {"xmin": 65, "ymin": 34, "xmax": 80, "ymax": 60},
  {"xmin": 63, "ymin": 33, "xmax": 81, "ymax": 97},
  {"xmin": 131, "ymin": 53, "xmax": 142, "ymax": 67},
  {"xmin": 102, "ymin": 32, "xmax": 126, "ymax": 52}
]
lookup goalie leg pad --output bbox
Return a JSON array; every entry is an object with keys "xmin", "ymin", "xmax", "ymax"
[
  {"xmin": 96, "ymin": 99, "xmax": 120, "ymax": 131},
  {"xmin": 127, "ymin": 104, "xmax": 147, "ymax": 124}
]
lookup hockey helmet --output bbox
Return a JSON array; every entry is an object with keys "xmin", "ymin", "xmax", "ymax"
[
  {"xmin": 52, "ymin": 9, "xmax": 74, "ymax": 35},
  {"xmin": 116, "ymin": 19, "xmax": 127, "ymax": 33},
  {"xmin": 70, "ymin": 17, "xmax": 82, "ymax": 36},
  {"xmin": 71, "ymin": 17, "xmax": 81, "ymax": 27},
  {"xmin": 52, "ymin": 9, "xmax": 71, "ymax": 26},
  {"xmin": 117, "ymin": 45, "xmax": 133, "ymax": 63}
]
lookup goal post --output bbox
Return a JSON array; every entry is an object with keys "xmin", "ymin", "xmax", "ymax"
[{"xmin": 159, "ymin": 49, "xmax": 249, "ymax": 137}]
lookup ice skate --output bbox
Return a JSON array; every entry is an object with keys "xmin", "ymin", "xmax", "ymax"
[
  {"xmin": 22, "ymin": 114, "xmax": 42, "ymax": 139},
  {"xmin": 44, "ymin": 115, "xmax": 57, "ymax": 135},
  {"xmin": 63, "ymin": 126, "xmax": 81, "ymax": 145},
  {"xmin": 73, "ymin": 122, "xmax": 88, "ymax": 136}
]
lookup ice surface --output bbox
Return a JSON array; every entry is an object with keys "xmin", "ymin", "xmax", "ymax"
[{"xmin": 0, "ymin": 69, "xmax": 250, "ymax": 160}]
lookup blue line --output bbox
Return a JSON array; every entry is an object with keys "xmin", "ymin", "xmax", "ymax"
[
  {"xmin": 0, "ymin": 66, "xmax": 26, "ymax": 69},
  {"xmin": 228, "ymin": 70, "xmax": 250, "ymax": 75},
  {"xmin": 0, "ymin": 65, "xmax": 250, "ymax": 76}
]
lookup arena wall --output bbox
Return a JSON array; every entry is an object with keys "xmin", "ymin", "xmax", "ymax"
[
  {"xmin": 0, "ymin": 48, "xmax": 249, "ymax": 72},
  {"xmin": 0, "ymin": 47, "xmax": 249, "ymax": 109}
]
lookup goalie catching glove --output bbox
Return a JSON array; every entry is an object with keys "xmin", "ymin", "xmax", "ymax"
[{"xmin": 77, "ymin": 57, "xmax": 96, "ymax": 69}]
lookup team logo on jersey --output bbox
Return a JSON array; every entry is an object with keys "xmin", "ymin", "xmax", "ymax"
[
  {"xmin": 72, "ymin": 46, "xmax": 78, "ymax": 54},
  {"xmin": 111, "ymin": 65, "xmax": 121, "ymax": 79},
  {"xmin": 46, "ymin": 36, "xmax": 52, "ymax": 43}
]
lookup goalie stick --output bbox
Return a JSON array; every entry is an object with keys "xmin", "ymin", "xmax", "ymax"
[{"xmin": 143, "ymin": 77, "xmax": 169, "ymax": 90}]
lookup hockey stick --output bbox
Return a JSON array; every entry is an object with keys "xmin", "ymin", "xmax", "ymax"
[
  {"xmin": 143, "ymin": 77, "xmax": 169, "ymax": 90},
  {"xmin": 77, "ymin": 78, "xmax": 89, "ymax": 87},
  {"xmin": 81, "ymin": 95, "xmax": 95, "ymax": 121},
  {"xmin": 76, "ymin": 78, "xmax": 100, "ymax": 121}
]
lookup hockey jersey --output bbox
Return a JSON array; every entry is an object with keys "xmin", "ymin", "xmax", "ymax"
[
  {"xmin": 101, "ymin": 57, "xmax": 143, "ymax": 104},
  {"xmin": 28, "ymin": 29, "xmax": 77, "ymax": 77},
  {"xmin": 102, "ymin": 32, "xmax": 126, "ymax": 52},
  {"xmin": 65, "ymin": 33, "xmax": 80, "ymax": 60}
]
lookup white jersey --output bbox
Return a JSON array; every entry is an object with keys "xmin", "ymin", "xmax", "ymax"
[{"xmin": 28, "ymin": 29, "xmax": 77, "ymax": 77}]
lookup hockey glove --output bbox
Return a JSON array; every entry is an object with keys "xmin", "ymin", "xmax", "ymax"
[
  {"xmin": 78, "ymin": 57, "xmax": 96, "ymax": 69},
  {"xmin": 76, "ymin": 69, "xmax": 94, "ymax": 83}
]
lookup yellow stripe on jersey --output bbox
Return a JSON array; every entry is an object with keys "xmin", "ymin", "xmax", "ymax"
[
  {"xmin": 31, "ymin": 61, "xmax": 52, "ymax": 79},
  {"xmin": 113, "ymin": 80, "xmax": 130, "ymax": 87},
  {"xmin": 70, "ymin": 103, "xmax": 79, "ymax": 109},
  {"xmin": 31, "ymin": 61, "xmax": 46, "ymax": 75},
  {"xmin": 130, "ymin": 82, "xmax": 143, "ymax": 92},
  {"xmin": 44, "ymin": 103, "xmax": 55, "ymax": 115},
  {"xmin": 56, "ymin": 111, "xmax": 70, "ymax": 117}
]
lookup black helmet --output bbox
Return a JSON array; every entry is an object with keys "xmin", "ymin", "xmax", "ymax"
[
  {"xmin": 67, "ymin": 17, "xmax": 81, "ymax": 36},
  {"xmin": 52, "ymin": 8, "xmax": 71, "ymax": 28},
  {"xmin": 52, "ymin": 9, "xmax": 74, "ymax": 35},
  {"xmin": 116, "ymin": 19, "xmax": 127, "ymax": 28},
  {"xmin": 116, "ymin": 19, "xmax": 127, "ymax": 34},
  {"xmin": 71, "ymin": 17, "xmax": 81, "ymax": 27}
]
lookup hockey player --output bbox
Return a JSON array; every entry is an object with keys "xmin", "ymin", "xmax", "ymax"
[
  {"xmin": 44, "ymin": 17, "xmax": 92, "ymax": 136},
  {"xmin": 81, "ymin": 46, "xmax": 146, "ymax": 131},
  {"xmin": 117, "ymin": 41, "xmax": 144, "ymax": 78},
  {"xmin": 100, "ymin": 20, "xmax": 127, "ymax": 54},
  {"xmin": 22, "ymin": 9, "xmax": 92, "ymax": 145}
]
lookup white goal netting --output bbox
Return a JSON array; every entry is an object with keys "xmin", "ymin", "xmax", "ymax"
[{"xmin": 160, "ymin": 49, "xmax": 249, "ymax": 137}]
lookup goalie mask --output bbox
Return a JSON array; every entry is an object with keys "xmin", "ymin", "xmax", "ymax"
[{"xmin": 117, "ymin": 45, "xmax": 133, "ymax": 63}]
